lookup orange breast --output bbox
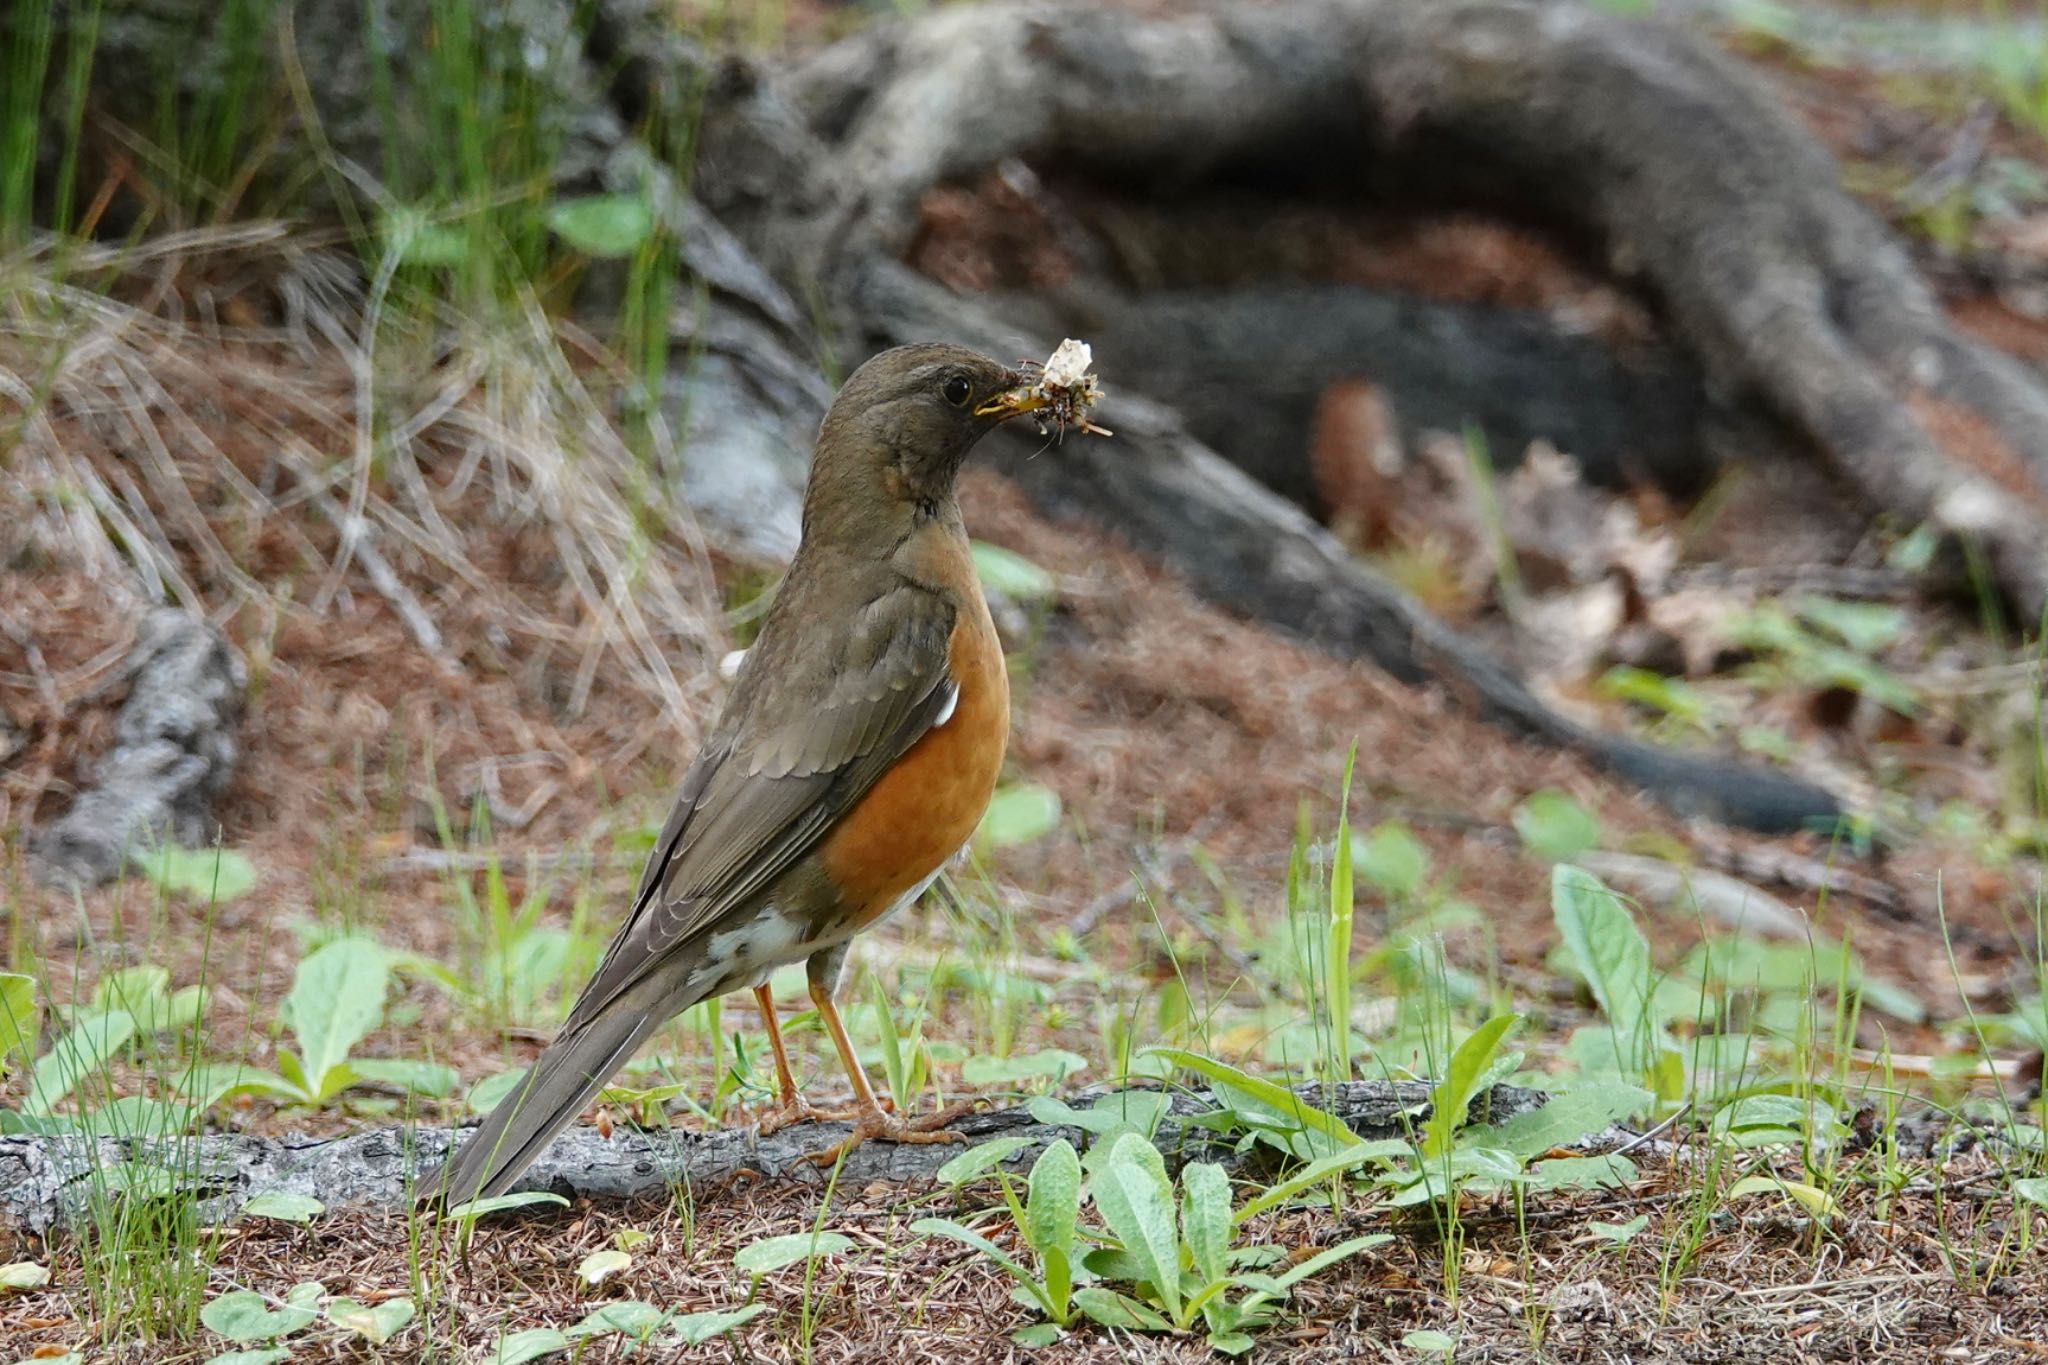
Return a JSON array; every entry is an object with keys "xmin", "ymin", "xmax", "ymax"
[{"xmin": 818, "ymin": 596, "xmax": 1009, "ymax": 922}]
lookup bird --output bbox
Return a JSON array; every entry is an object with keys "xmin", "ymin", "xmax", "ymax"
[{"xmin": 424, "ymin": 342, "xmax": 1056, "ymax": 1207}]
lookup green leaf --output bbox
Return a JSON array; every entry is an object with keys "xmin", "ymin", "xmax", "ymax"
[
  {"xmin": 1085, "ymin": 1133, "xmax": 1182, "ymax": 1321},
  {"xmin": 577, "ymin": 1248, "xmax": 632, "ymax": 1286},
  {"xmin": 935, "ymin": 1136, "xmax": 1033, "ymax": 1185},
  {"xmin": 1793, "ymin": 596, "xmax": 1907, "ymax": 654},
  {"xmin": 1726, "ymin": 1174, "xmax": 1838, "ymax": 1219},
  {"xmin": 1464, "ymin": 1084, "xmax": 1650, "ymax": 1158},
  {"xmin": 279, "ymin": 940, "xmax": 391, "ymax": 1100},
  {"xmin": 1179, "ymin": 1162, "xmax": 1232, "ymax": 1287},
  {"xmin": 1025, "ymin": 1139, "xmax": 1082, "ymax": 1264},
  {"xmin": 1148, "ymin": 1049, "xmax": 1361, "ymax": 1157},
  {"xmin": 202, "ymin": 1351, "xmax": 291, "ymax": 1365},
  {"xmin": 732, "ymin": 1231, "xmax": 853, "ymax": 1277},
  {"xmin": 1026, "ymin": 1092, "xmax": 1172, "ymax": 1138},
  {"xmin": 0, "ymin": 1261, "xmax": 49, "ymax": 1291},
  {"xmin": 2013, "ymin": 1177, "xmax": 2048, "ymax": 1209},
  {"xmin": 1513, "ymin": 791, "xmax": 1603, "ymax": 863},
  {"xmin": 0, "ymin": 973, "xmax": 34, "ymax": 1064},
  {"xmin": 132, "ymin": 845, "xmax": 258, "ymax": 903},
  {"xmin": 1073, "ymin": 1287, "xmax": 1172, "ymax": 1332},
  {"xmin": 567, "ymin": 1300, "xmax": 668, "ymax": 1340},
  {"xmin": 349, "ymin": 1058, "xmax": 457, "ymax": 1098},
  {"xmin": 1270, "ymin": 1232, "xmax": 1392, "ymax": 1289},
  {"xmin": 976, "ymin": 785, "xmax": 1063, "ymax": 850},
  {"xmin": 1208, "ymin": 1330, "xmax": 1256, "ymax": 1355},
  {"xmin": 490, "ymin": 1327, "xmax": 570, "ymax": 1364},
  {"xmin": 326, "ymin": 1295, "xmax": 414, "ymax": 1344},
  {"xmin": 671, "ymin": 1305, "xmax": 770, "ymax": 1346},
  {"xmin": 1404, "ymin": 1328, "xmax": 1457, "ymax": 1352},
  {"xmin": 1356, "ymin": 822, "xmax": 1429, "ymax": 898},
  {"xmin": 1523, "ymin": 1153, "xmax": 1638, "ymax": 1191},
  {"xmin": 1012, "ymin": 1322, "xmax": 1063, "ymax": 1348},
  {"xmin": 910, "ymin": 1217, "xmax": 1033, "ymax": 1284},
  {"xmin": 972, "ymin": 542, "xmax": 1058, "ymax": 603},
  {"xmin": 80, "ymin": 1094, "xmax": 199, "ymax": 1140},
  {"xmin": 467, "ymin": 1068, "xmax": 529, "ymax": 1115},
  {"xmin": 1232, "ymin": 1142, "xmax": 1405, "ymax": 1225},
  {"xmin": 239, "ymin": 1193, "xmax": 325, "ymax": 1225},
  {"xmin": 1421, "ymin": 1014, "xmax": 1521, "ymax": 1159},
  {"xmin": 960, "ymin": 1048, "xmax": 1086, "ymax": 1087},
  {"xmin": 443, "ymin": 1191, "xmax": 571, "ymax": 1223},
  {"xmin": 177, "ymin": 1061, "xmax": 300, "ymax": 1107},
  {"xmin": 1552, "ymin": 866, "xmax": 1665, "ymax": 1081},
  {"xmin": 382, "ymin": 208, "xmax": 471, "ymax": 267},
  {"xmin": 201, "ymin": 1285, "xmax": 320, "ymax": 1342},
  {"xmin": 1588, "ymin": 1213, "xmax": 1649, "ymax": 1244},
  {"xmin": 26, "ymin": 1008, "xmax": 135, "ymax": 1117},
  {"xmin": 546, "ymin": 193, "xmax": 655, "ymax": 258}
]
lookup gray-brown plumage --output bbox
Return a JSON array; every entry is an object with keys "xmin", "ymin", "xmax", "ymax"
[{"xmin": 423, "ymin": 343, "xmax": 1049, "ymax": 1207}]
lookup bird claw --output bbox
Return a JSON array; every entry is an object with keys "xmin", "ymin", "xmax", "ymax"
[
  {"xmin": 752, "ymin": 1096, "xmax": 865, "ymax": 1137},
  {"xmin": 804, "ymin": 1098, "xmax": 980, "ymax": 1167}
]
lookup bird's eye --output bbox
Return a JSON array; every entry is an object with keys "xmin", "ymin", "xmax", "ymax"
[{"xmin": 942, "ymin": 374, "xmax": 972, "ymax": 407}]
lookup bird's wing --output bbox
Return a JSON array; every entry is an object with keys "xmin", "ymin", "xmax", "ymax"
[{"xmin": 560, "ymin": 582, "xmax": 958, "ymax": 1032}]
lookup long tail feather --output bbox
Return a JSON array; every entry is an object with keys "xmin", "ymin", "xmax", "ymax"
[{"xmin": 420, "ymin": 1003, "xmax": 662, "ymax": 1207}]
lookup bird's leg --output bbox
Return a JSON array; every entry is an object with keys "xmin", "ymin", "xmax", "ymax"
[
  {"xmin": 749, "ymin": 985, "xmax": 842, "ymax": 1136},
  {"xmin": 803, "ymin": 979, "xmax": 976, "ymax": 1166}
]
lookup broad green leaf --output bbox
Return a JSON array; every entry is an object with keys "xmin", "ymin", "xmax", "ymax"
[
  {"xmin": 1179, "ymin": 1162, "xmax": 1232, "ymax": 1287},
  {"xmin": 1726, "ymin": 1173, "xmax": 1838, "ymax": 1219},
  {"xmin": 732, "ymin": 1231, "xmax": 853, "ymax": 1277},
  {"xmin": 1463, "ymin": 1083, "xmax": 1651, "ymax": 1158},
  {"xmin": 1148, "ymin": 1049, "xmax": 1361, "ymax": 1157},
  {"xmin": 382, "ymin": 209, "xmax": 471, "ymax": 267},
  {"xmin": 1025, "ymin": 1139, "xmax": 1082, "ymax": 1263},
  {"xmin": 670, "ymin": 1304, "xmax": 771, "ymax": 1346},
  {"xmin": 279, "ymin": 939, "xmax": 391, "ymax": 1099},
  {"xmin": 491, "ymin": 1327, "xmax": 570, "ymax": 1364},
  {"xmin": 1356, "ymin": 821, "xmax": 1429, "ymax": 898},
  {"xmin": 1404, "ymin": 1328, "xmax": 1457, "ymax": 1352},
  {"xmin": 1086, "ymin": 1134, "xmax": 1181, "ymax": 1321},
  {"xmin": 960, "ymin": 1048, "xmax": 1086, "ymax": 1087},
  {"xmin": 1793, "ymin": 596, "xmax": 1907, "ymax": 654},
  {"xmin": 1523, "ymin": 1153, "xmax": 1638, "ymax": 1191},
  {"xmin": 177, "ymin": 1062, "xmax": 300, "ymax": 1107},
  {"xmin": 935, "ymin": 1136, "xmax": 1033, "ymax": 1185},
  {"xmin": 2013, "ymin": 1177, "xmax": 2048, "ymax": 1209},
  {"xmin": 0, "ymin": 973, "xmax": 34, "ymax": 1063},
  {"xmin": 203, "ymin": 1350, "xmax": 291, "ymax": 1365},
  {"xmin": 443, "ymin": 1191, "xmax": 570, "ymax": 1223},
  {"xmin": 1421, "ymin": 1014, "xmax": 1521, "ymax": 1159},
  {"xmin": 1013, "ymin": 1322, "xmax": 1063, "ymax": 1348},
  {"xmin": 26, "ymin": 1008, "xmax": 135, "ymax": 1117},
  {"xmin": 975, "ymin": 785, "xmax": 1063, "ymax": 850},
  {"xmin": 1073, "ymin": 1286, "xmax": 1172, "ymax": 1332},
  {"xmin": 1552, "ymin": 866, "xmax": 1663, "ymax": 1079},
  {"xmin": 577, "ymin": 1248, "xmax": 632, "ymax": 1286},
  {"xmin": 546, "ymin": 194, "xmax": 655, "ymax": 258},
  {"xmin": 911, "ymin": 1217, "xmax": 1032, "ymax": 1283},
  {"xmin": 350, "ymin": 1058, "xmax": 458, "ymax": 1098},
  {"xmin": 1027, "ymin": 1092, "xmax": 1171, "ymax": 1138},
  {"xmin": 240, "ymin": 1193, "xmax": 325, "ymax": 1225},
  {"xmin": 972, "ymin": 542, "xmax": 1058, "ymax": 603},
  {"xmin": 567, "ymin": 1300, "xmax": 668, "ymax": 1340},
  {"xmin": 0, "ymin": 1261, "xmax": 49, "ymax": 1291},
  {"xmin": 326, "ymin": 1295, "xmax": 413, "ymax": 1344},
  {"xmin": 467, "ymin": 1068, "xmax": 529, "ymax": 1115},
  {"xmin": 1588, "ymin": 1213, "xmax": 1649, "ymax": 1244},
  {"xmin": 201, "ymin": 1285, "xmax": 320, "ymax": 1342},
  {"xmin": 1512, "ymin": 791, "xmax": 1603, "ymax": 863},
  {"xmin": 133, "ymin": 845, "xmax": 258, "ymax": 903},
  {"xmin": 1209, "ymin": 1330, "xmax": 1256, "ymax": 1355},
  {"xmin": 80, "ymin": 1094, "xmax": 198, "ymax": 1139},
  {"xmin": 91, "ymin": 966, "xmax": 169, "ymax": 1018}
]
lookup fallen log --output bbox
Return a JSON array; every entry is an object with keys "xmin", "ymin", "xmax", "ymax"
[{"xmin": 0, "ymin": 1079, "xmax": 1553, "ymax": 1234}]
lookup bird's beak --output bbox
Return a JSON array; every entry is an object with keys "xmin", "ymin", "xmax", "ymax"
[{"xmin": 975, "ymin": 375, "xmax": 1048, "ymax": 421}]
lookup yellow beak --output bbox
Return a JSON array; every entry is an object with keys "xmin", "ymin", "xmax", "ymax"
[{"xmin": 976, "ymin": 384, "xmax": 1049, "ymax": 420}]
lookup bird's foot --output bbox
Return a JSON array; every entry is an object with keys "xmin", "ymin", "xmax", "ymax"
[
  {"xmin": 804, "ymin": 1098, "xmax": 980, "ymax": 1166},
  {"xmin": 752, "ymin": 1095, "xmax": 865, "ymax": 1137}
]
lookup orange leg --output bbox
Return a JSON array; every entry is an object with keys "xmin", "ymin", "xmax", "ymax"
[
  {"xmin": 804, "ymin": 979, "xmax": 976, "ymax": 1165},
  {"xmin": 750, "ymin": 985, "xmax": 849, "ymax": 1136}
]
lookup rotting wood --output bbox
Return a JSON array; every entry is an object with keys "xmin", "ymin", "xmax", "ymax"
[{"xmin": 0, "ymin": 1080, "xmax": 1557, "ymax": 1235}]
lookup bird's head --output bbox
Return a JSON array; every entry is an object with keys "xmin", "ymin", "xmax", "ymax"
[{"xmin": 804, "ymin": 343, "xmax": 1047, "ymax": 538}]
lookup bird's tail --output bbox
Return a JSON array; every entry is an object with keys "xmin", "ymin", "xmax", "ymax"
[{"xmin": 419, "ymin": 1001, "xmax": 664, "ymax": 1208}]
